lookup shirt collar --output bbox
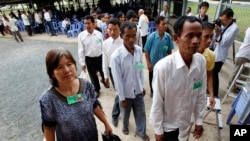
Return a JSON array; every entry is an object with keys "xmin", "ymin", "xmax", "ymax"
[
  {"xmin": 121, "ymin": 44, "xmax": 137, "ymax": 57},
  {"xmin": 175, "ymin": 50, "xmax": 186, "ymax": 69},
  {"xmin": 175, "ymin": 50, "xmax": 200, "ymax": 71},
  {"xmin": 111, "ymin": 36, "xmax": 122, "ymax": 43},
  {"xmin": 87, "ymin": 29, "xmax": 97, "ymax": 35},
  {"xmin": 155, "ymin": 31, "xmax": 168, "ymax": 39}
]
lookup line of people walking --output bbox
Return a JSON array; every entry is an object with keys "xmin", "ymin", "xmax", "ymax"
[{"xmin": 38, "ymin": 3, "xmax": 249, "ymax": 141}]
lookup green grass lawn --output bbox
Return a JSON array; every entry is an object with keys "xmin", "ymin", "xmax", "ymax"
[{"xmin": 186, "ymin": 1, "xmax": 250, "ymax": 42}]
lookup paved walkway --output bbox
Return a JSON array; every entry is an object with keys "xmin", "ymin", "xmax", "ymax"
[{"xmin": 0, "ymin": 31, "xmax": 239, "ymax": 141}]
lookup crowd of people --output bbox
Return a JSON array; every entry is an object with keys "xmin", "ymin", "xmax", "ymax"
[{"xmin": 1, "ymin": 1, "xmax": 248, "ymax": 141}]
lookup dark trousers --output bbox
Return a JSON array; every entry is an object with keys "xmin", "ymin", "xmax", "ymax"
[
  {"xmin": 141, "ymin": 35, "xmax": 147, "ymax": 50},
  {"xmin": 38, "ymin": 23, "xmax": 45, "ymax": 33},
  {"xmin": 25, "ymin": 25, "xmax": 32, "ymax": 36},
  {"xmin": 164, "ymin": 129, "xmax": 179, "ymax": 141},
  {"xmin": 213, "ymin": 62, "xmax": 224, "ymax": 97},
  {"xmin": 149, "ymin": 71, "xmax": 153, "ymax": 93},
  {"xmin": 109, "ymin": 67, "xmax": 120, "ymax": 119},
  {"xmin": 46, "ymin": 21, "xmax": 56, "ymax": 35},
  {"xmin": 0, "ymin": 24, "xmax": 4, "ymax": 36},
  {"xmin": 85, "ymin": 55, "xmax": 105, "ymax": 92},
  {"xmin": 12, "ymin": 31, "xmax": 23, "ymax": 42}
]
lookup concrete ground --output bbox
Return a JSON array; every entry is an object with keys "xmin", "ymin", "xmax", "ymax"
[{"xmin": 0, "ymin": 30, "xmax": 241, "ymax": 141}]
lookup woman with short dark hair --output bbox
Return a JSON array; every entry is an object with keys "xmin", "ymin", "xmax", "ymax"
[{"xmin": 40, "ymin": 48, "xmax": 112, "ymax": 141}]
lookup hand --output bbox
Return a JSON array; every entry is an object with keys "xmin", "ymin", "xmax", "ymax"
[
  {"xmin": 193, "ymin": 125, "xmax": 204, "ymax": 139},
  {"xmin": 104, "ymin": 124, "xmax": 112, "ymax": 136},
  {"xmin": 214, "ymin": 24, "xmax": 221, "ymax": 36},
  {"xmin": 121, "ymin": 100, "xmax": 128, "ymax": 108},
  {"xmin": 82, "ymin": 65, "xmax": 86, "ymax": 72},
  {"xmin": 209, "ymin": 96, "xmax": 216, "ymax": 108},
  {"xmin": 147, "ymin": 63, "xmax": 153, "ymax": 72},
  {"xmin": 155, "ymin": 133, "xmax": 164, "ymax": 141},
  {"xmin": 104, "ymin": 78, "xmax": 110, "ymax": 87}
]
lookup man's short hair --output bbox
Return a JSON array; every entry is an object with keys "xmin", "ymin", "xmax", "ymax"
[
  {"xmin": 125, "ymin": 10, "xmax": 137, "ymax": 20},
  {"xmin": 84, "ymin": 15, "xmax": 95, "ymax": 23},
  {"xmin": 201, "ymin": 21, "xmax": 214, "ymax": 30},
  {"xmin": 91, "ymin": 11, "xmax": 96, "ymax": 15},
  {"xmin": 155, "ymin": 16, "xmax": 167, "ymax": 25},
  {"xmin": 199, "ymin": 1, "xmax": 209, "ymax": 9},
  {"xmin": 174, "ymin": 16, "xmax": 202, "ymax": 36},
  {"xmin": 220, "ymin": 8, "xmax": 234, "ymax": 18},
  {"xmin": 120, "ymin": 21, "xmax": 137, "ymax": 35},
  {"xmin": 108, "ymin": 18, "xmax": 120, "ymax": 27},
  {"xmin": 117, "ymin": 11, "xmax": 124, "ymax": 19}
]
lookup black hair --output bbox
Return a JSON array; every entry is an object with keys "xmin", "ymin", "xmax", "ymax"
[
  {"xmin": 155, "ymin": 16, "xmax": 167, "ymax": 25},
  {"xmin": 174, "ymin": 16, "xmax": 202, "ymax": 36},
  {"xmin": 117, "ymin": 11, "xmax": 124, "ymax": 19},
  {"xmin": 201, "ymin": 21, "xmax": 214, "ymax": 30},
  {"xmin": 108, "ymin": 18, "xmax": 120, "ymax": 27},
  {"xmin": 125, "ymin": 10, "xmax": 137, "ymax": 20},
  {"xmin": 99, "ymin": 14, "xmax": 104, "ymax": 19},
  {"xmin": 120, "ymin": 21, "xmax": 137, "ymax": 35},
  {"xmin": 91, "ymin": 10, "xmax": 96, "ymax": 14},
  {"xmin": 84, "ymin": 15, "xmax": 95, "ymax": 23},
  {"xmin": 199, "ymin": 1, "xmax": 209, "ymax": 9},
  {"xmin": 220, "ymin": 8, "xmax": 234, "ymax": 18}
]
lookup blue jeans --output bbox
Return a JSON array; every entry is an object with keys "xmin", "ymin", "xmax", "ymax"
[{"xmin": 120, "ymin": 94, "xmax": 146, "ymax": 137}]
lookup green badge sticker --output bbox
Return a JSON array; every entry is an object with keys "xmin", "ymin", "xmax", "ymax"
[
  {"xmin": 67, "ymin": 94, "xmax": 84, "ymax": 105},
  {"xmin": 135, "ymin": 62, "xmax": 144, "ymax": 69},
  {"xmin": 193, "ymin": 80, "xmax": 202, "ymax": 90},
  {"xmin": 96, "ymin": 38, "xmax": 102, "ymax": 44},
  {"xmin": 162, "ymin": 46, "xmax": 168, "ymax": 51}
]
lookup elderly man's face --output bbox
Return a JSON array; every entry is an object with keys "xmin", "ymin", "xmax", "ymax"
[
  {"xmin": 174, "ymin": 21, "xmax": 202, "ymax": 57},
  {"xmin": 122, "ymin": 27, "xmax": 137, "ymax": 49}
]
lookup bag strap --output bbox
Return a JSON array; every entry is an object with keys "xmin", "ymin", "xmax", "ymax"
[{"xmin": 216, "ymin": 21, "xmax": 234, "ymax": 43}]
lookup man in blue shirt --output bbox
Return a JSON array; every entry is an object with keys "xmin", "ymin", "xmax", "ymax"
[
  {"xmin": 144, "ymin": 16, "xmax": 174, "ymax": 97},
  {"xmin": 110, "ymin": 21, "xmax": 149, "ymax": 141}
]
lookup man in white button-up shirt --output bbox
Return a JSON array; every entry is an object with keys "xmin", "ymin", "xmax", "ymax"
[
  {"xmin": 102, "ymin": 18, "xmax": 123, "ymax": 127},
  {"xmin": 213, "ymin": 8, "xmax": 239, "ymax": 97},
  {"xmin": 21, "ymin": 11, "xmax": 32, "ymax": 36},
  {"xmin": 150, "ymin": 16, "xmax": 207, "ymax": 141},
  {"xmin": 138, "ymin": 9, "xmax": 149, "ymax": 49},
  {"xmin": 78, "ymin": 15, "xmax": 108, "ymax": 98},
  {"xmin": 110, "ymin": 21, "xmax": 149, "ymax": 141},
  {"xmin": 43, "ymin": 8, "xmax": 56, "ymax": 36}
]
